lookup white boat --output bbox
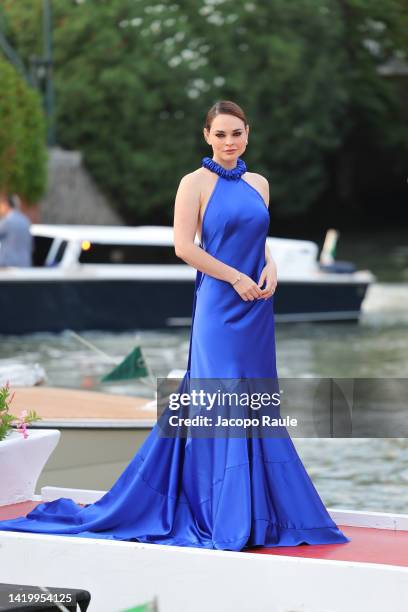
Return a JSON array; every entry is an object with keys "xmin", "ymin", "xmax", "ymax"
[
  {"xmin": 0, "ymin": 362, "xmax": 46, "ymax": 387},
  {"xmin": 11, "ymin": 386, "xmax": 155, "ymax": 492},
  {"xmin": 0, "ymin": 485, "xmax": 407, "ymax": 611},
  {"xmin": 0, "ymin": 225, "xmax": 375, "ymax": 334}
]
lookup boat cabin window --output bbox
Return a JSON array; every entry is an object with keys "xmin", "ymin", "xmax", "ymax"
[
  {"xmin": 78, "ymin": 243, "xmax": 182, "ymax": 264},
  {"xmin": 32, "ymin": 236, "xmax": 53, "ymax": 266},
  {"xmin": 33, "ymin": 236, "xmax": 68, "ymax": 266}
]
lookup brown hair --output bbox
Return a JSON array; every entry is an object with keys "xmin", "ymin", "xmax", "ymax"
[{"xmin": 204, "ymin": 100, "xmax": 248, "ymax": 131}]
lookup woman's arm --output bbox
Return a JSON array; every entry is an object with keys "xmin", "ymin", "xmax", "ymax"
[
  {"xmin": 252, "ymin": 174, "xmax": 277, "ymax": 295},
  {"xmin": 173, "ymin": 173, "xmax": 239, "ymax": 284},
  {"xmin": 265, "ymin": 242, "xmax": 274, "ymax": 266},
  {"xmin": 173, "ymin": 173, "xmax": 263, "ymax": 300}
]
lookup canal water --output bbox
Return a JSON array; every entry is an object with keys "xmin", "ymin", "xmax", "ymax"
[{"xmin": 1, "ymin": 282, "xmax": 407, "ymax": 514}]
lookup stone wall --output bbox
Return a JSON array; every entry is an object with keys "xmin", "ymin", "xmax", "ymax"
[{"xmin": 33, "ymin": 147, "xmax": 123, "ymax": 225}]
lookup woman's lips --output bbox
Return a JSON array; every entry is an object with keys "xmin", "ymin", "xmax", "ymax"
[{"xmin": 225, "ymin": 150, "xmax": 237, "ymax": 154}]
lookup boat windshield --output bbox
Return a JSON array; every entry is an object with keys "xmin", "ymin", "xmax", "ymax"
[{"xmin": 78, "ymin": 243, "xmax": 182, "ymax": 265}]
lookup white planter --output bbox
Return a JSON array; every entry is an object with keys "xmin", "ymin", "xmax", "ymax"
[{"xmin": 0, "ymin": 429, "xmax": 60, "ymax": 506}]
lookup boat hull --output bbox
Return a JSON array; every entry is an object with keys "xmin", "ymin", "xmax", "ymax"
[
  {"xmin": 10, "ymin": 387, "xmax": 154, "ymax": 492},
  {"xmin": 0, "ymin": 278, "xmax": 370, "ymax": 334}
]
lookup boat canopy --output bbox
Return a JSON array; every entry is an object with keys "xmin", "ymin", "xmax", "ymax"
[{"xmin": 31, "ymin": 225, "xmax": 176, "ymax": 246}]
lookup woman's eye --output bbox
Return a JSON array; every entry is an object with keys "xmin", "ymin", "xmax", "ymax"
[{"xmin": 215, "ymin": 133, "xmax": 242, "ymax": 137}]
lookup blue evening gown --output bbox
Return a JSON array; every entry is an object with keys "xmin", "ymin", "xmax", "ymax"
[{"xmin": 0, "ymin": 157, "xmax": 350, "ymax": 551}]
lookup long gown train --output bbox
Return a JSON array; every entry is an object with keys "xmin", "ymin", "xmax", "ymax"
[{"xmin": 0, "ymin": 156, "xmax": 350, "ymax": 551}]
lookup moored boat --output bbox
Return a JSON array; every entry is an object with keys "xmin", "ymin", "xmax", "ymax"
[
  {"xmin": 0, "ymin": 225, "xmax": 375, "ymax": 334},
  {"xmin": 11, "ymin": 386, "xmax": 155, "ymax": 491}
]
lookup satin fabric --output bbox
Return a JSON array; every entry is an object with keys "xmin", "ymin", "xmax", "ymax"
[{"xmin": 0, "ymin": 169, "xmax": 350, "ymax": 550}]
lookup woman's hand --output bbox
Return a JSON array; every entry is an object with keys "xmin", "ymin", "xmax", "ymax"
[
  {"xmin": 257, "ymin": 261, "xmax": 278, "ymax": 299},
  {"xmin": 231, "ymin": 273, "xmax": 264, "ymax": 302}
]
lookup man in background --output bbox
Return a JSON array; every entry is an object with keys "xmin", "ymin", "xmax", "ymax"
[{"xmin": 0, "ymin": 193, "xmax": 33, "ymax": 267}]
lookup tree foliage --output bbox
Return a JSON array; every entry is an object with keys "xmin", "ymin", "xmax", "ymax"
[
  {"xmin": 0, "ymin": 56, "xmax": 47, "ymax": 203},
  {"xmin": 2, "ymin": 0, "xmax": 407, "ymax": 220}
]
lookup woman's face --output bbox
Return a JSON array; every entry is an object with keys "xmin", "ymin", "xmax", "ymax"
[{"xmin": 203, "ymin": 113, "xmax": 249, "ymax": 167}]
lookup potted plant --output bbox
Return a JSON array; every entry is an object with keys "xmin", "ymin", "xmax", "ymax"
[
  {"xmin": 0, "ymin": 381, "xmax": 41, "ymax": 441},
  {"xmin": 0, "ymin": 382, "xmax": 61, "ymax": 506}
]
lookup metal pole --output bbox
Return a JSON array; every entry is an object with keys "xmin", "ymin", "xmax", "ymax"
[
  {"xmin": 0, "ymin": 31, "xmax": 31, "ymax": 84},
  {"xmin": 43, "ymin": 0, "xmax": 55, "ymax": 145}
]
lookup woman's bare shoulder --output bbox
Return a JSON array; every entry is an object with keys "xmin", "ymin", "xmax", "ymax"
[
  {"xmin": 177, "ymin": 167, "xmax": 209, "ymax": 189},
  {"xmin": 177, "ymin": 167, "xmax": 216, "ymax": 201},
  {"xmin": 242, "ymin": 171, "xmax": 269, "ymax": 207},
  {"xmin": 243, "ymin": 171, "xmax": 269, "ymax": 187}
]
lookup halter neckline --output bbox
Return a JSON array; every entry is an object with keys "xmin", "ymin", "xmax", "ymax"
[{"xmin": 201, "ymin": 156, "xmax": 247, "ymax": 180}]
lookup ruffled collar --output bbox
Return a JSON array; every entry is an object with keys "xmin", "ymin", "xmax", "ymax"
[{"xmin": 201, "ymin": 156, "xmax": 247, "ymax": 180}]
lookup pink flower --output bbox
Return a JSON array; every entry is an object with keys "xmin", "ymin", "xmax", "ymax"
[
  {"xmin": 12, "ymin": 410, "xmax": 31, "ymax": 439},
  {"xmin": 16, "ymin": 422, "xmax": 28, "ymax": 439}
]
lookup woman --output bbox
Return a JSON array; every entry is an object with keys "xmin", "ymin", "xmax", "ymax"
[{"xmin": 0, "ymin": 100, "xmax": 350, "ymax": 551}]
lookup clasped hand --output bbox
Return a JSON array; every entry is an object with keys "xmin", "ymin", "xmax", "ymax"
[{"xmin": 232, "ymin": 262, "xmax": 277, "ymax": 302}]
